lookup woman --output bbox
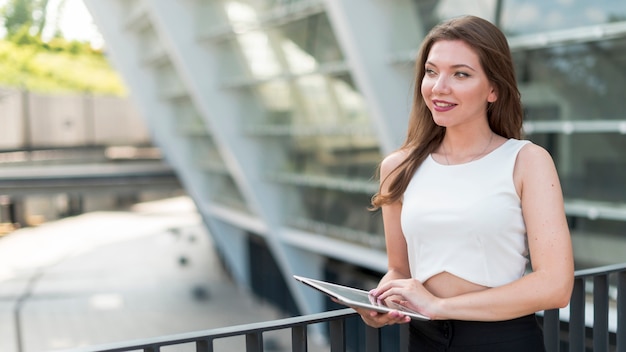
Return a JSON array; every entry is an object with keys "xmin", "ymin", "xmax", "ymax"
[{"xmin": 357, "ymin": 15, "xmax": 574, "ymax": 351}]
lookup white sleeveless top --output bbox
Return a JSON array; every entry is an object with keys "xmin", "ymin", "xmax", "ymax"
[{"xmin": 400, "ymin": 139, "xmax": 531, "ymax": 288}]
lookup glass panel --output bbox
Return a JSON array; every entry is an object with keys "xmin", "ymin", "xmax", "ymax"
[
  {"xmin": 413, "ymin": 0, "xmax": 626, "ymax": 35},
  {"xmin": 278, "ymin": 13, "xmax": 344, "ymax": 69},
  {"xmin": 229, "ymin": 0, "xmax": 319, "ymax": 13},
  {"xmin": 195, "ymin": 0, "xmax": 230, "ymax": 35},
  {"xmin": 516, "ymin": 37, "xmax": 626, "ymax": 122},
  {"xmin": 501, "ymin": 0, "xmax": 626, "ymax": 35},
  {"xmin": 256, "ymin": 81, "xmax": 299, "ymax": 123},
  {"xmin": 295, "ymin": 75, "xmax": 340, "ymax": 125},
  {"xmin": 173, "ymin": 98, "xmax": 210, "ymax": 136},
  {"xmin": 190, "ymin": 137, "xmax": 226, "ymax": 168},
  {"xmin": 217, "ymin": 39, "xmax": 258, "ymax": 83},
  {"xmin": 527, "ymin": 132, "xmax": 626, "ymax": 204},
  {"xmin": 219, "ymin": 6, "xmax": 344, "ymax": 80},
  {"xmin": 248, "ymin": 72, "xmax": 372, "ymax": 129},
  {"xmin": 223, "ymin": 2, "xmax": 283, "ymax": 79},
  {"xmin": 281, "ymin": 134, "xmax": 381, "ymax": 179},
  {"xmin": 211, "ymin": 174, "xmax": 250, "ymax": 212},
  {"xmin": 154, "ymin": 64, "xmax": 185, "ymax": 98},
  {"xmin": 413, "ymin": 0, "xmax": 498, "ymax": 33},
  {"xmin": 330, "ymin": 74, "xmax": 371, "ymax": 125},
  {"xmin": 291, "ymin": 187, "xmax": 384, "ymax": 248}
]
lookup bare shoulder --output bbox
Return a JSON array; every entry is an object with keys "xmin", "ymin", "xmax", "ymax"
[
  {"xmin": 514, "ymin": 141, "xmax": 560, "ymax": 192},
  {"xmin": 516, "ymin": 142, "xmax": 556, "ymax": 170},
  {"xmin": 380, "ymin": 149, "xmax": 410, "ymax": 178}
]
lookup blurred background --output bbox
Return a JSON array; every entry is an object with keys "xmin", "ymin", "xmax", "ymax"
[{"xmin": 1, "ymin": 0, "xmax": 626, "ymax": 351}]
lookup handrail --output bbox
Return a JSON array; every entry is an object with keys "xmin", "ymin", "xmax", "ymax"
[
  {"xmin": 60, "ymin": 308, "xmax": 359, "ymax": 352},
  {"xmin": 59, "ymin": 263, "xmax": 626, "ymax": 352},
  {"xmin": 543, "ymin": 262, "xmax": 626, "ymax": 352}
]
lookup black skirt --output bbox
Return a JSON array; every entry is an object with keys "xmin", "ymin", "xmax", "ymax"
[{"xmin": 409, "ymin": 314, "xmax": 546, "ymax": 352}]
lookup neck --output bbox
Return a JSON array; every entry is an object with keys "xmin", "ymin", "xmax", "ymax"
[{"xmin": 441, "ymin": 131, "xmax": 494, "ymax": 165}]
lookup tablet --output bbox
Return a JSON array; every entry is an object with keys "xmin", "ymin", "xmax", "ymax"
[{"xmin": 293, "ymin": 275, "xmax": 429, "ymax": 320}]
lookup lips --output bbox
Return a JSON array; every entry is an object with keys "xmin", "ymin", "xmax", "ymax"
[{"xmin": 432, "ymin": 100, "xmax": 457, "ymax": 112}]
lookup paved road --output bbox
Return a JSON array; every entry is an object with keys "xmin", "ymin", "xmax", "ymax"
[{"xmin": 0, "ymin": 197, "xmax": 321, "ymax": 352}]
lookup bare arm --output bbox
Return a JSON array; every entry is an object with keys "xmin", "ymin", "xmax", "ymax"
[
  {"xmin": 373, "ymin": 144, "xmax": 574, "ymax": 321},
  {"xmin": 355, "ymin": 150, "xmax": 413, "ymax": 326},
  {"xmin": 379, "ymin": 150, "xmax": 412, "ymax": 283}
]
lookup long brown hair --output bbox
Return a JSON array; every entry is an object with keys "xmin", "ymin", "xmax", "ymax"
[{"xmin": 371, "ymin": 15, "xmax": 523, "ymax": 209}]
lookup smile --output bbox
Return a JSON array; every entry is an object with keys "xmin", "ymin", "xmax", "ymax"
[
  {"xmin": 432, "ymin": 100, "xmax": 457, "ymax": 112},
  {"xmin": 433, "ymin": 101, "xmax": 456, "ymax": 108}
]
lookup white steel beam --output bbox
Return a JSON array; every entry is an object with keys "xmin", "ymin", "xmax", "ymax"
[{"xmin": 324, "ymin": 0, "xmax": 423, "ymax": 155}]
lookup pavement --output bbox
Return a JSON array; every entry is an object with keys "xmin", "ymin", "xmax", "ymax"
[{"xmin": 0, "ymin": 196, "xmax": 321, "ymax": 352}]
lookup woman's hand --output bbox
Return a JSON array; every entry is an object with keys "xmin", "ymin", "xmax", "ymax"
[
  {"xmin": 369, "ymin": 278, "xmax": 439, "ymax": 319},
  {"xmin": 352, "ymin": 306, "xmax": 411, "ymax": 328},
  {"xmin": 332, "ymin": 296, "xmax": 411, "ymax": 328}
]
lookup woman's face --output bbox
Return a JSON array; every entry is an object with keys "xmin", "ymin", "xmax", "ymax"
[{"xmin": 421, "ymin": 40, "xmax": 497, "ymax": 130}]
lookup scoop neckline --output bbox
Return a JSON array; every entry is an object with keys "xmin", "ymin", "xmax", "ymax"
[{"xmin": 428, "ymin": 138, "xmax": 514, "ymax": 167}]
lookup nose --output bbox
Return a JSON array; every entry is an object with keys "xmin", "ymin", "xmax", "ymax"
[{"xmin": 432, "ymin": 76, "xmax": 450, "ymax": 94}]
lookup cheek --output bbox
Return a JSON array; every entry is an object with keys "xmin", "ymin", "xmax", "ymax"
[{"xmin": 420, "ymin": 80, "xmax": 431, "ymax": 98}]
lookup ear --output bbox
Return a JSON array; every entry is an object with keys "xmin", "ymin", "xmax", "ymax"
[{"xmin": 487, "ymin": 86, "xmax": 498, "ymax": 103}]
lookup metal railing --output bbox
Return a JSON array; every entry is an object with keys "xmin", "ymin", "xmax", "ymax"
[
  {"xmin": 63, "ymin": 263, "xmax": 626, "ymax": 352},
  {"xmin": 543, "ymin": 262, "xmax": 626, "ymax": 352}
]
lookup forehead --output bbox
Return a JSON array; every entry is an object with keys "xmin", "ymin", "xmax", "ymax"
[{"xmin": 426, "ymin": 40, "xmax": 481, "ymax": 67}]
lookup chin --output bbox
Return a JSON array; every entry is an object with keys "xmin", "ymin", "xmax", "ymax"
[{"xmin": 431, "ymin": 117, "xmax": 450, "ymax": 128}]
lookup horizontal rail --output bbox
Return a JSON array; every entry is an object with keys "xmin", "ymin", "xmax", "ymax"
[
  {"xmin": 59, "ymin": 263, "xmax": 626, "ymax": 352},
  {"xmin": 61, "ymin": 308, "xmax": 359, "ymax": 352},
  {"xmin": 543, "ymin": 262, "xmax": 626, "ymax": 352},
  {"xmin": 0, "ymin": 162, "xmax": 179, "ymax": 196}
]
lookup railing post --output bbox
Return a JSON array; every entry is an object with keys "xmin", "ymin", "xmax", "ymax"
[
  {"xmin": 292, "ymin": 325, "xmax": 307, "ymax": 352},
  {"xmin": 195, "ymin": 339, "xmax": 213, "ymax": 352},
  {"xmin": 543, "ymin": 309, "xmax": 560, "ymax": 352},
  {"xmin": 569, "ymin": 278, "xmax": 586, "ymax": 352},
  {"xmin": 329, "ymin": 319, "xmax": 346, "ymax": 352},
  {"xmin": 399, "ymin": 323, "xmax": 410, "ymax": 351},
  {"xmin": 618, "ymin": 271, "xmax": 626, "ymax": 352},
  {"xmin": 364, "ymin": 326, "xmax": 380, "ymax": 352},
  {"xmin": 593, "ymin": 275, "xmax": 609, "ymax": 352},
  {"xmin": 246, "ymin": 332, "xmax": 263, "ymax": 352}
]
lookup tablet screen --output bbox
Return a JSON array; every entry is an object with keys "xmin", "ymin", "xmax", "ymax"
[{"xmin": 293, "ymin": 275, "xmax": 428, "ymax": 320}]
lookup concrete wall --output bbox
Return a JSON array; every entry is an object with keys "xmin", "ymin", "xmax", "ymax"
[{"xmin": 0, "ymin": 89, "xmax": 150, "ymax": 150}]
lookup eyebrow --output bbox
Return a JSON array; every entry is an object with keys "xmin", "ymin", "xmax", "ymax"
[{"xmin": 425, "ymin": 61, "xmax": 477, "ymax": 72}]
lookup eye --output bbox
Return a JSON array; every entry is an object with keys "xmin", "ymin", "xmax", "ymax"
[
  {"xmin": 455, "ymin": 71, "xmax": 470, "ymax": 78},
  {"xmin": 425, "ymin": 68, "xmax": 437, "ymax": 76}
]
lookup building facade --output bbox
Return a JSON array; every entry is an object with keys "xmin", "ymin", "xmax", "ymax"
[{"xmin": 83, "ymin": 0, "xmax": 626, "ymax": 317}]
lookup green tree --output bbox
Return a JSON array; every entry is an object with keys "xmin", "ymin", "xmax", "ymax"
[{"xmin": 2, "ymin": 0, "xmax": 50, "ymax": 37}]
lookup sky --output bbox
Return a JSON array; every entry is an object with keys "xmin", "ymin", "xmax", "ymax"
[{"xmin": 0, "ymin": 0, "xmax": 103, "ymax": 48}]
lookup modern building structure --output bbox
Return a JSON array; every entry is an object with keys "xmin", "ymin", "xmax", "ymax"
[{"xmin": 83, "ymin": 0, "xmax": 626, "ymax": 318}]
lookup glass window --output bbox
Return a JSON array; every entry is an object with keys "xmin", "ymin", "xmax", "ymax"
[
  {"xmin": 501, "ymin": 0, "xmax": 626, "ymax": 35},
  {"xmin": 413, "ymin": 1, "xmax": 626, "ymax": 34},
  {"xmin": 412, "ymin": 0, "xmax": 498, "ymax": 33},
  {"xmin": 527, "ymin": 132, "xmax": 626, "ymax": 203},
  {"xmin": 211, "ymin": 173, "xmax": 250, "ymax": 212},
  {"xmin": 278, "ymin": 13, "xmax": 344, "ymax": 68},
  {"xmin": 291, "ymin": 187, "xmax": 384, "ymax": 248},
  {"xmin": 516, "ymin": 37, "xmax": 626, "ymax": 122}
]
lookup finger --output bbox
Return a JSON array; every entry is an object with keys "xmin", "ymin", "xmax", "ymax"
[
  {"xmin": 370, "ymin": 279, "xmax": 410, "ymax": 297},
  {"xmin": 376, "ymin": 287, "xmax": 404, "ymax": 302}
]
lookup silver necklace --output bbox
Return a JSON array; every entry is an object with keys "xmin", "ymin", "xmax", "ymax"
[{"xmin": 442, "ymin": 133, "xmax": 493, "ymax": 165}]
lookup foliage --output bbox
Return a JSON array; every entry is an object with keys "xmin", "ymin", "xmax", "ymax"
[
  {"xmin": 0, "ymin": 34, "xmax": 127, "ymax": 95},
  {"xmin": 0, "ymin": 0, "xmax": 125, "ymax": 95},
  {"xmin": 1, "ymin": 0, "xmax": 49, "ymax": 37}
]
